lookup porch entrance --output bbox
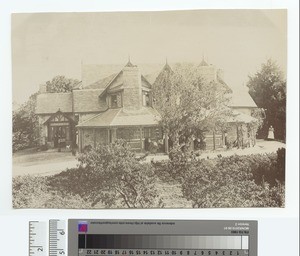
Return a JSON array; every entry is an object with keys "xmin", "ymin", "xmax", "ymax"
[{"xmin": 45, "ymin": 111, "xmax": 76, "ymax": 148}]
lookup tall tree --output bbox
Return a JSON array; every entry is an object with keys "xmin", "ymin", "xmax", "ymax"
[
  {"xmin": 13, "ymin": 92, "xmax": 39, "ymax": 151},
  {"xmin": 247, "ymin": 59, "xmax": 286, "ymax": 140},
  {"xmin": 45, "ymin": 75, "xmax": 80, "ymax": 93},
  {"xmin": 152, "ymin": 63, "xmax": 232, "ymax": 148}
]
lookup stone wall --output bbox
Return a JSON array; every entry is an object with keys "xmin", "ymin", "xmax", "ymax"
[{"xmin": 122, "ymin": 66, "xmax": 142, "ymax": 111}]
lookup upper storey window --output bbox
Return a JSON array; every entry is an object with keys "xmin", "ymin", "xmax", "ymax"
[
  {"xmin": 110, "ymin": 93, "xmax": 122, "ymax": 108},
  {"xmin": 143, "ymin": 91, "xmax": 151, "ymax": 107}
]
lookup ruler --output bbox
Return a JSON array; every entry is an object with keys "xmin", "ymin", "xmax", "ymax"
[
  {"xmin": 29, "ymin": 221, "xmax": 47, "ymax": 256},
  {"xmin": 29, "ymin": 220, "xmax": 67, "ymax": 256},
  {"xmin": 49, "ymin": 219, "xmax": 67, "ymax": 256}
]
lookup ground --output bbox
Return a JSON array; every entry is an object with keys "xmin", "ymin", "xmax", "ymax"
[{"xmin": 12, "ymin": 140, "xmax": 285, "ymax": 177}]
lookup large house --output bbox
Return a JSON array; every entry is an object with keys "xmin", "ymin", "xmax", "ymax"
[{"xmin": 35, "ymin": 59, "xmax": 257, "ymax": 153}]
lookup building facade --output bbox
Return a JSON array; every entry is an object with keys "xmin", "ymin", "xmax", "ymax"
[{"xmin": 35, "ymin": 59, "xmax": 258, "ymax": 153}]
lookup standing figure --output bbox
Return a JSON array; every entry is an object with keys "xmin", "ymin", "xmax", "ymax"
[{"xmin": 267, "ymin": 125, "xmax": 275, "ymax": 140}]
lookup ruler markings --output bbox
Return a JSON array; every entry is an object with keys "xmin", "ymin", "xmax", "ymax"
[{"xmin": 29, "ymin": 221, "xmax": 47, "ymax": 256}]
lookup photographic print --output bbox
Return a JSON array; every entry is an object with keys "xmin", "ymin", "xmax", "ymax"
[{"xmin": 12, "ymin": 10, "xmax": 286, "ymax": 209}]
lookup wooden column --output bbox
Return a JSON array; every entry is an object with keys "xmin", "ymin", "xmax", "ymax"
[
  {"xmin": 164, "ymin": 132, "xmax": 169, "ymax": 154},
  {"xmin": 140, "ymin": 127, "xmax": 143, "ymax": 153},
  {"xmin": 107, "ymin": 129, "xmax": 110, "ymax": 144},
  {"xmin": 213, "ymin": 131, "xmax": 216, "ymax": 150},
  {"xmin": 78, "ymin": 129, "xmax": 82, "ymax": 152},
  {"xmin": 93, "ymin": 129, "xmax": 96, "ymax": 148}
]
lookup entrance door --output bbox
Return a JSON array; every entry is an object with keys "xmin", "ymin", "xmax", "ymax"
[{"xmin": 52, "ymin": 126, "xmax": 68, "ymax": 147}]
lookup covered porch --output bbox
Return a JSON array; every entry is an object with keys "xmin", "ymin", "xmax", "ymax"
[{"xmin": 76, "ymin": 107, "xmax": 167, "ymax": 153}]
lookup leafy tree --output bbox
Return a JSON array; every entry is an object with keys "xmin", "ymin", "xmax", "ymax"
[
  {"xmin": 45, "ymin": 75, "xmax": 80, "ymax": 93},
  {"xmin": 12, "ymin": 92, "xmax": 40, "ymax": 151},
  {"xmin": 247, "ymin": 59, "xmax": 286, "ymax": 140},
  {"xmin": 153, "ymin": 63, "xmax": 232, "ymax": 148},
  {"xmin": 75, "ymin": 140, "xmax": 164, "ymax": 208}
]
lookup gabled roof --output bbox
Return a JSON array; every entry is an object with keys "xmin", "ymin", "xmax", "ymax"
[
  {"xmin": 36, "ymin": 93, "xmax": 73, "ymax": 114},
  {"xmin": 153, "ymin": 63, "xmax": 174, "ymax": 87},
  {"xmin": 77, "ymin": 107, "xmax": 161, "ymax": 128},
  {"xmin": 199, "ymin": 59, "xmax": 209, "ymax": 66},
  {"xmin": 43, "ymin": 110, "xmax": 75, "ymax": 124},
  {"xmin": 73, "ymin": 89, "xmax": 107, "ymax": 113}
]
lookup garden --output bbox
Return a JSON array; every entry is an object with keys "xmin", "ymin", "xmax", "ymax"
[{"xmin": 13, "ymin": 140, "xmax": 285, "ymax": 209}]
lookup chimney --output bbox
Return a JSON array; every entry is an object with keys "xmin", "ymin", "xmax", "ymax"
[
  {"xmin": 122, "ymin": 64, "xmax": 142, "ymax": 111},
  {"xmin": 39, "ymin": 84, "xmax": 47, "ymax": 93}
]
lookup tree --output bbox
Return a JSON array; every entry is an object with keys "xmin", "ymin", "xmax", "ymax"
[
  {"xmin": 12, "ymin": 92, "xmax": 40, "ymax": 151},
  {"xmin": 247, "ymin": 59, "xmax": 286, "ymax": 140},
  {"xmin": 45, "ymin": 75, "xmax": 80, "ymax": 93},
  {"xmin": 152, "ymin": 63, "xmax": 232, "ymax": 148},
  {"xmin": 76, "ymin": 140, "xmax": 164, "ymax": 208}
]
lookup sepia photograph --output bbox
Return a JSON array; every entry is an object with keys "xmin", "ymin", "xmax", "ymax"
[{"xmin": 12, "ymin": 10, "xmax": 287, "ymax": 209}]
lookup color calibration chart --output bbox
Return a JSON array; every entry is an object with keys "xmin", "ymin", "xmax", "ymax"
[{"xmin": 68, "ymin": 220, "xmax": 257, "ymax": 256}]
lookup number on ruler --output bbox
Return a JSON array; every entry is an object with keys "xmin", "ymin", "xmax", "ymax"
[
  {"xmin": 49, "ymin": 219, "xmax": 67, "ymax": 256},
  {"xmin": 29, "ymin": 221, "xmax": 47, "ymax": 256}
]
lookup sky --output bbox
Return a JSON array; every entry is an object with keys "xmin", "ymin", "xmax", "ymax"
[{"xmin": 12, "ymin": 9, "xmax": 287, "ymax": 105}]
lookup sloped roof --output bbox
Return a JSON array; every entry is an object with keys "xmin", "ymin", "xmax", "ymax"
[
  {"xmin": 85, "ymin": 73, "xmax": 118, "ymax": 89},
  {"xmin": 77, "ymin": 107, "xmax": 161, "ymax": 128},
  {"xmin": 227, "ymin": 110, "xmax": 257, "ymax": 123},
  {"xmin": 73, "ymin": 89, "xmax": 107, "ymax": 113},
  {"xmin": 199, "ymin": 59, "xmax": 209, "ymax": 66},
  {"xmin": 228, "ymin": 88, "xmax": 257, "ymax": 108},
  {"xmin": 36, "ymin": 93, "xmax": 73, "ymax": 114},
  {"xmin": 216, "ymin": 76, "xmax": 232, "ymax": 93}
]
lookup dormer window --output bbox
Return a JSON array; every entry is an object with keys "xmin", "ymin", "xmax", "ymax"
[
  {"xmin": 143, "ymin": 91, "xmax": 151, "ymax": 107},
  {"xmin": 109, "ymin": 93, "xmax": 122, "ymax": 108}
]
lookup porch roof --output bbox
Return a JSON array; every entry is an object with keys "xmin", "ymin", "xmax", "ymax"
[
  {"xmin": 228, "ymin": 110, "xmax": 257, "ymax": 123},
  {"xmin": 77, "ymin": 107, "xmax": 161, "ymax": 128}
]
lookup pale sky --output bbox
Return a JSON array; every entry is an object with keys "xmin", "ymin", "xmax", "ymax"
[{"xmin": 12, "ymin": 9, "xmax": 287, "ymax": 104}]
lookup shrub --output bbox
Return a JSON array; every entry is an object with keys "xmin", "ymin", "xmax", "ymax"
[
  {"xmin": 175, "ymin": 153, "xmax": 285, "ymax": 208},
  {"xmin": 50, "ymin": 140, "xmax": 164, "ymax": 208},
  {"xmin": 167, "ymin": 144, "xmax": 196, "ymax": 180},
  {"xmin": 12, "ymin": 175, "xmax": 91, "ymax": 209},
  {"xmin": 181, "ymin": 157, "xmax": 285, "ymax": 208}
]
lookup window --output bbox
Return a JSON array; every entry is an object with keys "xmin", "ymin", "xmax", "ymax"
[
  {"xmin": 110, "ymin": 93, "xmax": 122, "ymax": 108},
  {"xmin": 143, "ymin": 91, "xmax": 151, "ymax": 107}
]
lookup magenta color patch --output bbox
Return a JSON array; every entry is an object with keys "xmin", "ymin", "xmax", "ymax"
[{"xmin": 78, "ymin": 222, "xmax": 88, "ymax": 232}]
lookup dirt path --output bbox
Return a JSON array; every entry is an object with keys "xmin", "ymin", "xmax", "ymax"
[{"xmin": 13, "ymin": 149, "xmax": 78, "ymax": 177}]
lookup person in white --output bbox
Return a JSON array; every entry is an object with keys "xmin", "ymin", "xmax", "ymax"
[{"xmin": 267, "ymin": 125, "xmax": 275, "ymax": 140}]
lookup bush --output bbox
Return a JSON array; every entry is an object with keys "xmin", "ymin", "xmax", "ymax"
[
  {"xmin": 50, "ymin": 140, "xmax": 164, "ymax": 208},
  {"xmin": 181, "ymin": 157, "xmax": 285, "ymax": 208},
  {"xmin": 12, "ymin": 175, "xmax": 91, "ymax": 209},
  {"xmin": 167, "ymin": 144, "xmax": 196, "ymax": 180},
  {"xmin": 166, "ymin": 151, "xmax": 285, "ymax": 208}
]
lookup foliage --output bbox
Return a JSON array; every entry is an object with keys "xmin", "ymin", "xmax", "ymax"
[
  {"xmin": 12, "ymin": 93, "xmax": 40, "ymax": 152},
  {"xmin": 45, "ymin": 75, "xmax": 80, "ymax": 93},
  {"xmin": 162, "ymin": 149, "xmax": 285, "ymax": 208},
  {"xmin": 153, "ymin": 63, "xmax": 232, "ymax": 149},
  {"xmin": 180, "ymin": 153, "xmax": 285, "ymax": 208},
  {"xmin": 50, "ymin": 140, "xmax": 164, "ymax": 208},
  {"xmin": 247, "ymin": 59, "xmax": 286, "ymax": 140},
  {"xmin": 12, "ymin": 175, "xmax": 90, "ymax": 208}
]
